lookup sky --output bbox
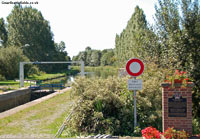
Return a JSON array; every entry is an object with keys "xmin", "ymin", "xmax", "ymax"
[{"xmin": 0, "ymin": 0, "xmax": 157, "ymax": 58}]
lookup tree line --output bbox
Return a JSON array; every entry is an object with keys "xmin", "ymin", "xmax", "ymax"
[
  {"xmin": 0, "ymin": 5, "xmax": 70, "ymax": 80},
  {"xmin": 72, "ymin": 47, "xmax": 115, "ymax": 66}
]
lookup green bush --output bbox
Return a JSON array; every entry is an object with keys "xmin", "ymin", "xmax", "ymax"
[
  {"xmin": 27, "ymin": 65, "xmax": 40, "ymax": 76},
  {"xmin": 65, "ymin": 77, "xmax": 134, "ymax": 136},
  {"xmin": 0, "ymin": 74, "xmax": 6, "ymax": 81},
  {"xmin": 63, "ymin": 63, "xmax": 167, "ymax": 137},
  {"xmin": 163, "ymin": 127, "xmax": 189, "ymax": 139},
  {"xmin": 0, "ymin": 46, "xmax": 29, "ymax": 80},
  {"xmin": 193, "ymin": 118, "xmax": 200, "ymax": 135}
]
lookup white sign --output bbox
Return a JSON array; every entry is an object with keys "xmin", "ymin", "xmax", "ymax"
[
  {"xmin": 126, "ymin": 58, "xmax": 144, "ymax": 77},
  {"xmin": 128, "ymin": 79, "xmax": 143, "ymax": 90}
]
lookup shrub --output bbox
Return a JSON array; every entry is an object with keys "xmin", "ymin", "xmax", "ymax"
[
  {"xmin": 63, "ymin": 62, "xmax": 167, "ymax": 137},
  {"xmin": 192, "ymin": 118, "xmax": 200, "ymax": 135},
  {"xmin": 137, "ymin": 62, "xmax": 166, "ymax": 131},
  {"xmin": 0, "ymin": 74, "xmax": 6, "ymax": 81},
  {"xmin": 27, "ymin": 65, "xmax": 40, "ymax": 76},
  {"xmin": 67, "ymin": 77, "xmax": 134, "ymax": 136},
  {"xmin": 0, "ymin": 46, "xmax": 29, "ymax": 79},
  {"xmin": 163, "ymin": 127, "xmax": 189, "ymax": 139}
]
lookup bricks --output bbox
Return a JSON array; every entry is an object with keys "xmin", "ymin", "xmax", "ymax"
[{"xmin": 162, "ymin": 83, "xmax": 193, "ymax": 135}]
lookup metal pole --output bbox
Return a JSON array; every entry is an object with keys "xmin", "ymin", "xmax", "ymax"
[
  {"xmin": 20, "ymin": 62, "xmax": 24, "ymax": 87},
  {"xmin": 18, "ymin": 49, "xmax": 20, "ymax": 88},
  {"xmin": 80, "ymin": 61, "xmax": 84, "ymax": 76},
  {"xmin": 133, "ymin": 77, "xmax": 137, "ymax": 128}
]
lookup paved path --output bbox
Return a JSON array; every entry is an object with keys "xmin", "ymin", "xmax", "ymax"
[{"xmin": 0, "ymin": 87, "xmax": 71, "ymax": 119}]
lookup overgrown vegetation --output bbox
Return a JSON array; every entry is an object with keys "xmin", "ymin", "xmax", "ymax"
[{"xmin": 62, "ymin": 63, "xmax": 166, "ymax": 137}]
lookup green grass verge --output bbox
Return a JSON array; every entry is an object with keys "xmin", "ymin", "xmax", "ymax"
[
  {"xmin": 0, "ymin": 90, "xmax": 75, "ymax": 136},
  {"xmin": 0, "ymin": 81, "xmax": 34, "ymax": 93},
  {"xmin": 27, "ymin": 73, "xmax": 65, "ymax": 80},
  {"xmin": 0, "ymin": 80, "xmax": 19, "ymax": 86}
]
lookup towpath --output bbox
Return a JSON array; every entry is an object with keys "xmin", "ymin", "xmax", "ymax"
[{"xmin": 0, "ymin": 87, "xmax": 74, "ymax": 138}]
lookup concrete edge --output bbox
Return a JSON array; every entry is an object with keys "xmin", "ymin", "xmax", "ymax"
[{"xmin": 0, "ymin": 87, "xmax": 71, "ymax": 119}]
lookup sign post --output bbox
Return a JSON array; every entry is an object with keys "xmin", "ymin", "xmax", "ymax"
[{"xmin": 126, "ymin": 58, "xmax": 144, "ymax": 129}]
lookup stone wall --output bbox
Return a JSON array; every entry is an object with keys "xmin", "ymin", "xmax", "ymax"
[{"xmin": 0, "ymin": 88, "xmax": 31, "ymax": 112}]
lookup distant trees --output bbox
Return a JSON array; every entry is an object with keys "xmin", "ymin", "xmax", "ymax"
[
  {"xmin": 101, "ymin": 49, "xmax": 116, "ymax": 66},
  {"xmin": 73, "ymin": 47, "xmax": 115, "ymax": 66}
]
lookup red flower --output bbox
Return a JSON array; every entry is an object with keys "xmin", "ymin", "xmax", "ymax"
[
  {"xmin": 165, "ymin": 69, "xmax": 190, "ymax": 85},
  {"xmin": 142, "ymin": 126, "xmax": 161, "ymax": 139}
]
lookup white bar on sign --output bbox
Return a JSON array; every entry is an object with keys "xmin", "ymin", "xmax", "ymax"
[{"xmin": 128, "ymin": 79, "xmax": 143, "ymax": 90}]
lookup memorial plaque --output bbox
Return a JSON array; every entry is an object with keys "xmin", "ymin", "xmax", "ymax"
[{"xmin": 168, "ymin": 94, "xmax": 187, "ymax": 117}]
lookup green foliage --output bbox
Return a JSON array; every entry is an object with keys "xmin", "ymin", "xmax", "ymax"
[
  {"xmin": 101, "ymin": 49, "xmax": 115, "ymax": 66},
  {"xmin": 163, "ymin": 127, "xmax": 189, "ymax": 139},
  {"xmin": 0, "ymin": 74, "xmax": 6, "ymax": 81},
  {"xmin": 27, "ymin": 65, "xmax": 41, "ymax": 76},
  {"xmin": 6, "ymin": 5, "xmax": 69, "ymax": 73},
  {"xmin": 73, "ymin": 47, "xmax": 115, "ymax": 66},
  {"xmin": 192, "ymin": 118, "xmax": 200, "ymax": 135},
  {"xmin": 67, "ymin": 77, "xmax": 133, "ymax": 136},
  {"xmin": 53, "ymin": 41, "xmax": 70, "ymax": 72},
  {"xmin": 0, "ymin": 18, "xmax": 8, "ymax": 46},
  {"xmin": 7, "ymin": 5, "xmax": 55, "ymax": 62},
  {"xmin": 0, "ymin": 46, "xmax": 29, "ymax": 79},
  {"xmin": 115, "ymin": 6, "xmax": 156, "ymax": 67},
  {"xmin": 64, "ymin": 63, "xmax": 166, "ymax": 137},
  {"xmin": 114, "ymin": 0, "xmax": 200, "ymax": 119},
  {"xmin": 154, "ymin": 0, "xmax": 200, "ymax": 119}
]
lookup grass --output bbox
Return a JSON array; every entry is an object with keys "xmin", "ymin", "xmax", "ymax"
[
  {"xmin": 26, "ymin": 73, "xmax": 65, "ymax": 80},
  {"xmin": 0, "ymin": 73, "xmax": 66, "ymax": 93},
  {"xmin": 0, "ymin": 89, "xmax": 75, "ymax": 137},
  {"xmin": 0, "ymin": 80, "xmax": 19, "ymax": 86},
  {"xmin": 0, "ymin": 80, "xmax": 34, "ymax": 93}
]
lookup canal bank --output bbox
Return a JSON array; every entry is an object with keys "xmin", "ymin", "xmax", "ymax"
[{"xmin": 0, "ymin": 87, "xmax": 71, "ymax": 119}]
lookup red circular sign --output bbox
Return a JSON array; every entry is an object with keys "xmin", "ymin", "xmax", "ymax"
[{"xmin": 126, "ymin": 58, "xmax": 144, "ymax": 77}]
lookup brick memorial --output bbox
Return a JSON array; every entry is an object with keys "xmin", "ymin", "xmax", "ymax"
[{"xmin": 162, "ymin": 83, "xmax": 193, "ymax": 135}]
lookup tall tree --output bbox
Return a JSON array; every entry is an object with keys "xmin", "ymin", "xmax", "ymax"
[
  {"xmin": 7, "ymin": 5, "xmax": 56, "ymax": 62},
  {"xmin": 155, "ymin": 0, "xmax": 182, "ymax": 66},
  {"xmin": 0, "ymin": 18, "xmax": 8, "ymax": 46},
  {"xmin": 115, "ymin": 6, "xmax": 154, "ymax": 67}
]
